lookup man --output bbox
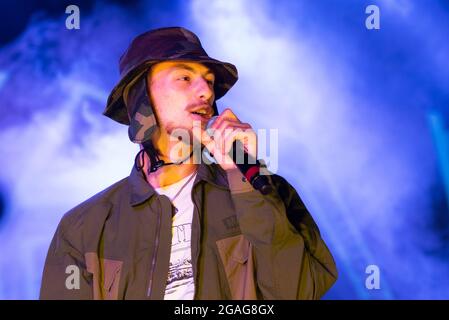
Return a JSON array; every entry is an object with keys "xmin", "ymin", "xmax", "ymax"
[{"xmin": 40, "ymin": 27, "xmax": 337, "ymax": 300}]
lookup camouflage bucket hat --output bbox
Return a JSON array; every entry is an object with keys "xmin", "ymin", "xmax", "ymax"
[{"xmin": 103, "ymin": 26, "xmax": 238, "ymax": 144}]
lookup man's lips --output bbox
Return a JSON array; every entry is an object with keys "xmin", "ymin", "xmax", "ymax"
[
  {"xmin": 187, "ymin": 103, "xmax": 213, "ymax": 118},
  {"xmin": 190, "ymin": 112, "xmax": 212, "ymax": 121}
]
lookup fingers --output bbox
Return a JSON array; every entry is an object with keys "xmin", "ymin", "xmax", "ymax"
[
  {"xmin": 210, "ymin": 123, "xmax": 256, "ymax": 157},
  {"xmin": 215, "ymin": 120, "xmax": 251, "ymax": 136},
  {"xmin": 210, "ymin": 108, "xmax": 240, "ymax": 130},
  {"xmin": 196, "ymin": 107, "xmax": 258, "ymax": 170}
]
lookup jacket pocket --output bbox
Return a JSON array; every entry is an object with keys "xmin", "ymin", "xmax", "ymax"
[
  {"xmin": 101, "ymin": 258, "xmax": 123, "ymax": 300},
  {"xmin": 85, "ymin": 252, "xmax": 123, "ymax": 300},
  {"xmin": 216, "ymin": 234, "xmax": 257, "ymax": 300}
]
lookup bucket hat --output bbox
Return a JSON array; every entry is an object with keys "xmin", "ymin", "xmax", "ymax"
[{"xmin": 103, "ymin": 26, "xmax": 238, "ymax": 141}]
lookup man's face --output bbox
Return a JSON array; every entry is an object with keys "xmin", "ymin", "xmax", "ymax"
[{"xmin": 147, "ymin": 61, "xmax": 215, "ymax": 137}]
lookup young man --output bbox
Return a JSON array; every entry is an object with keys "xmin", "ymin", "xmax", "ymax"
[{"xmin": 40, "ymin": 27, "xmax": 337, "ymax": 300}]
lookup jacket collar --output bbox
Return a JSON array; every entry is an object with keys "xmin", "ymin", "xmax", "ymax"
[{"xmin": 129, "ymin": 162, "xmax": 229, "ymax": 206}]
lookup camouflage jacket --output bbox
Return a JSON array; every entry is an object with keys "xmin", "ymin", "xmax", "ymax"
[{"xmin": 39, "ymin": 163, "xmax": 337, "ymax": 299}]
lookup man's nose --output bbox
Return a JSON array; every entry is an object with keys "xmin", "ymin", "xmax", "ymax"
[{"xmin": 196, "ymin": 77, "xmax": 214, "ymax": 102}]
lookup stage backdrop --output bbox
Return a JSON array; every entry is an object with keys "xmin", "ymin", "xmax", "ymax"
[{"xmin": 0, "ymin": 0, "xmax": 448, "ymax": 299}]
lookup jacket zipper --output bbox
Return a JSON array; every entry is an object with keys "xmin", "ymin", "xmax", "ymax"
[
  {"xmin": 147, "ymin": 200, "xmax": 162, "ymax": 297},
  {"xmin": 191, "ymin": 183, "xmax": 202, "ymax": 300}
]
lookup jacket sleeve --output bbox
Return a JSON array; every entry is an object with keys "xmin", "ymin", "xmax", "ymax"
[
  {"xmin": 39, "ymin": 215, "xmax": 93, "ymax": 300},
  {"xmin": 226, "ymin": 168, "xmax": 338, "ymax": 299}
]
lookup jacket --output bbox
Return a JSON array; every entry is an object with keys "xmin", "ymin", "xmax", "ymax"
[{"xmin": 39, "ymin": 162, "xmax": 338, "ymax": 299}]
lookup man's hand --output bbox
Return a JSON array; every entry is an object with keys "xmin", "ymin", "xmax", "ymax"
[{"xmin": 195, "ymin": 108, "xmax": 258, "ymax": 171}]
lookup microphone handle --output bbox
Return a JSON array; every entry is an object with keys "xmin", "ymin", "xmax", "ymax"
[
  {"xmin": 231, "ymin": 140, "xmax": 273, "ymax": 195},
  {"xmin": 206, "ymin": 116, "xmax": 272, "ymax": 195}
]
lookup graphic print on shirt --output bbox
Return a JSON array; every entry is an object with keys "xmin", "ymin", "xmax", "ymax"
[
  {"xmin": 165, "ymin": 221, "xmax": 193, "ymax": 296},
  {"xmin": 154, "ymin": 171, "xmax": 197, "ymax": 300}
]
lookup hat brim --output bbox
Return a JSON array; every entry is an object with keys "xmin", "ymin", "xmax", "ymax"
[{"xmin": 103, "ymin": 57, "xmax": 238, "ymax": 125}]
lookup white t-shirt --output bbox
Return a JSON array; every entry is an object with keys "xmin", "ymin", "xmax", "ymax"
[{"xmin": 155, "ymin": 171, "xmax": 197, "ymax": 300}]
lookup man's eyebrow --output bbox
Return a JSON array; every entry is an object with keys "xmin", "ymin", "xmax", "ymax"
[{"xmin": 170, "ymin": 63, "xmax": 214, "ymax": 76}]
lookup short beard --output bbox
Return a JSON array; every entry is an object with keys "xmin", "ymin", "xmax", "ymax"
[{"xmin": 165, "ymin": 124, "xmax": 192, "ymax": 139}]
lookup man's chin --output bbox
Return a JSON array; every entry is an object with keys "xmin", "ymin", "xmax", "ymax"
[
  {"xmin": 166, "ymin": 120, "xmax": 208, "ymax": 150},
  {"xmin": 165, "ymin": 141, "xmax": 205, "ymax": 164}
]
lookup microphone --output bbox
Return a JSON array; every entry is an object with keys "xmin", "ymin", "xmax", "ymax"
[{"xmin": 206, "ymin": 116, "xmax": 273, "ymax": 195}]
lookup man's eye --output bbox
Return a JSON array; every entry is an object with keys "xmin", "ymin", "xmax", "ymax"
[
  {"xmin": 207, "ymin": 80, "xmax": 214, "ymax": 86},
  {"xmin": 179, "ymin": 76, "xmax": 190, "ymax": 81}
]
